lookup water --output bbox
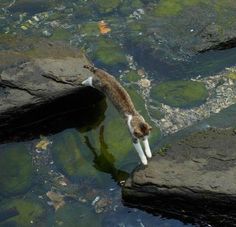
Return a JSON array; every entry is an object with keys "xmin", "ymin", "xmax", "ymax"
[{"xmin": 0, "ymin": 0, "xmax": 236, "ymax": 226}]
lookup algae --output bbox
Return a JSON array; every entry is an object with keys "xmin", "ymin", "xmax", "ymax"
[
  {"xmin": 0, "ymin": 199, "xmax": 45, "ymax": 226},
  {"xmin": 95, "ymin": 0, "xmax": 121, "ymax": 14},
  {"xmin": 50, "ymin": 28, "xmax": 72, "ymax": 41},
  {"xmin": 52, "ymin": 129, "xmax": 98, "ymax": 181},
  {"xmin": 0, "ymin": 144, "xmax": 33, "ymax": 196},
  {"xmin": 151, "ymin": 80, "xmax": 208, "ymax": 108},
  {"xmin": 151, "ymin": 0, "xmax": 204, "ymax": 17},
  {"xmin": 226, "ymin": 72, "xmax": 236, "ymax": 80},
  {"xmin": 94, "ymin": 38, "xmax": 127, "ymax": 67},
  {"xmin": 79, "ymin": 22, "xmax": 100, "ymax": 39},
  {"xmin": 123, "ymin": 70, "xmax": 140, "ymax": 83}
]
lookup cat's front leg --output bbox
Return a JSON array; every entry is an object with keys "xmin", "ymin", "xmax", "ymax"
[
  {"xmin": 143, "ymin": 136, "xmax": 152, "ymax": 158},
  {"xmin": 132, "ymin": 138, "xmax": 148, "ymax": 165}
]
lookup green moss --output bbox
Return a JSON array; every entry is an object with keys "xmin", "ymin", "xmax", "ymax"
[
  {"xmin": 152, "ymin": 0, "xmax": 203, "ymax": 17},
  {"xmin": 79, "ymin": 22, "xmax": 99, "ymax": 37},
  {"xmin": 52, "ymin": 130, "xmax": 97, "ymax": 180},
  {"xmin": 0, "ymin": 199, "xmax": 45, "ymax": 226},
  {"xmin": 50, "ymin": 28, "xmax": 72, "ymax": 41},
  {"xmin": 226, "ymin": 72, "xmax": 236, "ymax": 80},
  {"xmin": 95, "ymin": 0, "xmax": 121, "ymax": 14},
  {"xmin": 159, "ymin": 144, "xmax": 171, "ymax": 156},
  {"xmin": 124, "ymin": 70, "xmax": 140, "ymax": 83},
  {"xmin": 94, "ymin": 38, "xmax": 127, "ymax": 66},
  {"xmin": 151, "ymin": 80, "xmax": 208, "ymax": 108},
  {"xmin": 0, "ymin": 144, "xmax": 33, "ymax": 196},
  {"xmin": 120, "ymin": 0, "xmax": 144, "ymax": 15}
]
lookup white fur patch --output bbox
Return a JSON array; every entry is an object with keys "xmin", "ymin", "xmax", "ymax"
[
  {"xmin": 126, "ymin": 114, "xmax": 134, "ymax": 134},
  {"xmin": 133, "ymin": 141, "xmax": 147, "ymax": 165},
  {"xmin": 82, "ymin": 77, "xmax": 93, "ymax": 87},
  {"xmin": 143, "ymin": 136, "xmax": 152, "ymax": 158}
]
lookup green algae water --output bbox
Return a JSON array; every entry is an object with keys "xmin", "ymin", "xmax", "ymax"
[{"xmin": 1, "ymin": 0, "xmax": 236, "ymax": 226}]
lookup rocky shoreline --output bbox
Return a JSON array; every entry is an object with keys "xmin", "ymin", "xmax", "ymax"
[
  {"xmin": 122, "ymin": 127, "xmax": 236, "ymax": 226},
  {"xmin": 0, "ymin": 40, "xmax": 104, "ymax": 138}
]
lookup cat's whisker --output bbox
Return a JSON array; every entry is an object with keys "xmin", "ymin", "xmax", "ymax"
[
  {"xmin": 143, "ymin": 137, "xmax": 152, "ymax": 158},
  {"xmin": 133, "ymin": 140, "xmax": 147, "ymax": 165}
]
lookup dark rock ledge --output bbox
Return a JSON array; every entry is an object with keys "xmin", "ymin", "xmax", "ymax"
[
  {"xmin": 122, "ymin": 128, "xmax": 236, "ymax": 225},
  {"xmin": 0, "ymin": 40, "xmax": 104, "ymax": 139}
]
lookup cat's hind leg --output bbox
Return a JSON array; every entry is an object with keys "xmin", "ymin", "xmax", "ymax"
[{"xmin": 82, "ymin": 76, "xmax": 93, "ymax": 87}]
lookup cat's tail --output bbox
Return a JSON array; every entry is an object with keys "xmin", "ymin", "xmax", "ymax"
[{"xmin": 84, "ymin": 65, "xmax": 96, "ymax": 73}]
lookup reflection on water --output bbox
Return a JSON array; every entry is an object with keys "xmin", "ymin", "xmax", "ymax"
[
  {"xmin": 1, "ymin": 0, "xmax": 236, "ymax": 226},
  {"xmin": 84, "ymin": 125, "xmax": 129, "ymax": 184}
]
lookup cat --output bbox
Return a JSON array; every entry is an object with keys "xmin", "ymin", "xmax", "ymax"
[{"xmin": 82, "ymin": 65, "xmax": 152, "ymax": 165}]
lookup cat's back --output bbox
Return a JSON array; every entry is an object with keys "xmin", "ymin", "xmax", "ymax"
[{"xmin": 94, "ymin": 68, "xmax": 136, "ymax": 115}]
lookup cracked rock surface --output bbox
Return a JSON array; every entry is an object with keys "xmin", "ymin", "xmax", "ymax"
[
  {"xmin": 0, "ymin": 39, "xmax": 101, "ymax": 132},
  {"xmin": 122, "ymin": 128, "xmax": 236, "ymax": 225}
]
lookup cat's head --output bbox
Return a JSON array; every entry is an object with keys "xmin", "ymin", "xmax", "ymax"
[{"xmin": 128, "ymin": 115, "xmax": 152, "ymax": 139}]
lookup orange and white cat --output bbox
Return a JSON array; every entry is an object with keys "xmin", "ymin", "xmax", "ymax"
[{"xmin": 82, "ymin": 65, "xmax": 152, "ymax": 165}]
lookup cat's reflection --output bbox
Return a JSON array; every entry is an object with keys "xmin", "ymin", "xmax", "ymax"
[{"xmin": 84, "ymin": 125, "xmax": 129, "ymax": 185}]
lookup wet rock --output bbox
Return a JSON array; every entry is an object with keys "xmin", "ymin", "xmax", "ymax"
[
  {"xmin": 122, "ymin": 128, "xmax": 236, "ymax": 225},
  {"xmin": 0, "ymin": 143, "xmax": 33, "ymax": 196},
  {"xmin": 0, "ymin": 199, "xmax": 45, "ymax": 226},
  {"xmin": 93, "ymin": 197, "xmax": 112, "ymax": 213},
  {"xmin": 0, "ymin": 38, "xmax": 104, "ymax": 134},
  {"xmin": 46, "ymin": 190, "xmax": 65, "ymax": 211},
  {"xmin": 126, "ymin": 0, "xmax": 236, "ymax": 69},
  {"xmin": 150, "ymin": 80, "xmax": 208, "ymax": 108}
]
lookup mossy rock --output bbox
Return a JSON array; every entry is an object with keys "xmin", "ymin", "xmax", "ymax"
[
  {"xmin": 52, "ymin": 129, "xmax": 98, "ymax": 181},
  {"xmin": 151, "ymin": 0, "xmax": 204, "ymax": 17},
  {"xmin": 123, "ymin": 70, "xmax": 140, "ymax": 83},
  {"xmin": 0, "ymin": 199, "xmax": 45, "ymax": 226},
  {"xmin": 151, "ymin": 80, "xmax": 208, "ymax": 108},
  {"xmin": 50, "ymin": 28, "xmax": 72, "ymax": 41},
  {"xmin": 0, "ymin": 144, "xmax": 33, "ymax": 196},
  {"xmin": 94, "ymin": 38, "xmax": 127, "ymax": 67},
  {"xmin": 79, "ymin": 22, "xmax": 100, "ymax": 38},
  {"xmin": 94, "ymin": 0, "xmax": 121, "ymax": 14}
]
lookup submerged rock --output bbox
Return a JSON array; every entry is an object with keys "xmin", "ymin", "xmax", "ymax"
[
  {"xmin": 0, "ymin": 143, "xmax": 33, "ymax": 196},
  {"xmin": 122, "ymin": 127, "xmax": 236, "ymax": 225},
  {"xmin": 0, "ymin": 199, "xmax": 45, "ymax": 226},
  {"xmin": 126, "ymin": 0, "xmax": 236, "ymax": 71},
  {"xmin": 94, "ymin": 38, "xmax": 127, "ymax": 68},
  {"xmin": 150, "ymin": 80, "xmax": 208, "ymax": 108}
]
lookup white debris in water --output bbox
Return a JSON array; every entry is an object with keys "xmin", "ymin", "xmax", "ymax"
[{"xmin": 91, "ymin": 196, "xmax": 100, "ymax": 206}]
